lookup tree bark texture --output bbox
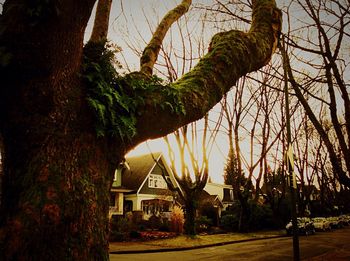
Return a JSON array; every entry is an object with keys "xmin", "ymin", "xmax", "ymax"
[
  {"xmin": 90, "ymin": 0, "xmax": 113, "ymax": 43},
  {"xmin": 183, "ymin": 198, "xmax": 197, "ymax": 235},
  {"xmin": 0, "ymin": 0, "xmax": 281, "ymax": 260}
]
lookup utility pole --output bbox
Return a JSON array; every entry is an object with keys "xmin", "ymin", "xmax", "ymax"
[{"xmin": 281, "ymin": 36, "xmax": 300, "ymax": 261}]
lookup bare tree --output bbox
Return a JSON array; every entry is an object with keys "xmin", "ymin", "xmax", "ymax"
[
  {"xmin": 221, "ymin": 68, "xmax": 285, "ymax": 231},
  {"xmin": 164, "ymin": 115, "xmax": 220, "ymax": 235},
  {"xmin": 281, "ymin": 0, "xmax": 350, "ymax": 188}
]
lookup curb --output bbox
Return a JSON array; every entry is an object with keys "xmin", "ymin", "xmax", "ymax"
[{"xmin": 110, "ymin": 235, "xmax": 287, "ymax": 254}]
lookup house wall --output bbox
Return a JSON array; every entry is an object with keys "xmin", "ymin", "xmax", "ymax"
[
  {"xmin": 112, "ymin": 154, "xmax": 179, "ymax": 220},
  {"xmin": 125, "ymin": 193, "xmax": 174, "ymax": 211},
  {"xmin": 124, "ymin": 194, "xmax": 141, "ymax": 210},
  {"xmin": 204, "ymin": 183, "xmax": 234, "ymax": 211},
  {"xmin": 139, "ymin": 164, "xmax": 172, "ymax": 196},
  {"xmin": 205, "ymin": 183, "xmax": 233, "ymax": 200},
  {"xmin": 109, "ymin": 192, "xmax": 123, "ymax": 216},
  {"xmin": 223, "ymin": 188, "xmax": 234, "ymax": 201},
  {"xmin": 112, "ymin": 168, "xmax": 122, "ymax": 187}
]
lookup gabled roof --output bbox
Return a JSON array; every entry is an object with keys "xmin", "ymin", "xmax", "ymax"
[
  {"xmin": 122, "ymin": 152, "xmax": 162, "ymax": 192},
  {"xmin": 199, "ymin": 190, "xmax": 224, "ymax": 208}
]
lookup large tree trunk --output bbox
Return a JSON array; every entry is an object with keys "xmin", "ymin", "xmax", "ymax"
[
  {"xmin": 183, "ymin": 198, "xmax": 197, "ymax": 236},
  {"xmin": 1, "ymin": 134, "xmax": 121, "ymax": 260},
  {"xmin": 0, "ymin": 1, "xmax": 123, "ymax": 260},
  {"xmin": 0, "ymin": 0, "xmax": 281, "ymax": 260}
]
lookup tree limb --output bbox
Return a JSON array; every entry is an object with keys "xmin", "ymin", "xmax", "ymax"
[
  {"xmin": 133, "ymin": 0, "xmax": 282, "ymax": 146},
  {"xmin": 140, "ymin": 0, "xmax": 192, "ymax": 76},
  {"xmin": 90, "ymin": 0, "xmax": 113, "ymax": 43}
]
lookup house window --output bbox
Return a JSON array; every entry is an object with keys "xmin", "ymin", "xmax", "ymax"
[{"xmin": 148, "ymin": 174, "xmax": 167, "ymax": 189}]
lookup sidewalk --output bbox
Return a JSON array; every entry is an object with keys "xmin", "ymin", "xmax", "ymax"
[{"xmin": 109, "ymin": 230, "xmax": 286, "ymax": 254}]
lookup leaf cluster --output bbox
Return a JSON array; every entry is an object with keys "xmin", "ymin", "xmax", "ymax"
[
  {"xmin": 124, "ymin": 73, "xmax": 185, "ymax": 116},
  {"xmin": 82, "ymin": 41, "xmax": 136, "ymax": 140},
  {"xmin": 82, "ymin": 41, "xmax": 185, "ymax": 141}
]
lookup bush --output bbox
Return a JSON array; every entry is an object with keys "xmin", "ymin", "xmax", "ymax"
[
  {"xmin": 159, "ymin": 219, "xmax": 170, "ymax": 232},
  {"xmin": 148, "ymin": 215, "xmax": 162, "ymax": 230},
  {"xmin": 200, "ymin": 202, "xmax": 219, "ymax": 226},
  {"xmin": 109, "ymin": 216, "xmax": 132, "ymax": 242},
  {"xmin": 110, "ymin": 216, "xmax": 130, "ymax": 232},
  {"xmin": 196, "ymin": 216, "xmax": 213, "ymax": 233},
  {"xmin": 170, "ymin": 205, "xmax": 184, "ymax": 234},
  {"xmin": 220, "ymin": 214, "xmax": 239, "ymax": 232},
  {"xmin": 109, "ymin": 231, "xmax": 125, "ymax": 242},
  {"xmin": 220, "ymin": 201, "xmax": 278, "ymax": 232},
  {"xmin": 248, "ymin": 202, "xmax": 274, "ymax": 230}
]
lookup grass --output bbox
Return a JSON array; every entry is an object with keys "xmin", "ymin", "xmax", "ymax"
[{"xmin": 109, "ymin": 230, "xmax": 286, "ymax": 252}]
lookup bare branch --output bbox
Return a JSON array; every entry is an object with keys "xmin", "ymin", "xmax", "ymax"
[{"xmin": 140, "ymin": 0, "xmax": 192, "ymax": 76}]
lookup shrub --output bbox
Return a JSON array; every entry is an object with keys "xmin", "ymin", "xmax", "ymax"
[
  {"xmin": 196, "ymin": 215, "xmax": 213, "ymax": 233},
  {"xmin": 148, "ymin": 214, "xmax": 162, "ymax": 230},
  {"xmin": 248, "ymin": 202, "xmax": 274, "ymax": 230},
  {"xmin": 159, "ymin": 219, "xmax": 170, "ymax": 232},
  {"xmin": 170, "ymin": 205, "xmax": 184, "ymax": 234},
  {"xmin": 200, "ymin": 202, "xmax": 219, "ymax": 226},
  {"xmin": 109, "ymin": 231, "xmax": 125, "ymax": 242},
  {"xmin": 109, "ymin": 216, "xmax": 132, "ymax": 242},
  {"xmin": 220, "ymin": 214, "xmax": 239, "ymax": 232}
]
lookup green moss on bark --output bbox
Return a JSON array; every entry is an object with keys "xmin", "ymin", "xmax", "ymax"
[{"xmin": 83, "ymin": 42, "xmax": 186, "ymax": 141}]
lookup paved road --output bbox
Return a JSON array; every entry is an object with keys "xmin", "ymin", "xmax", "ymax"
[{"xmin": 110, "ymin": 227, "xmax": 350, "ymax": 261}]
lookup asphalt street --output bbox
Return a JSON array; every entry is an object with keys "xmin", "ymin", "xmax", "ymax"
[{"xmin": 110, "ymin": 227, "xmax": 350, "ymax": 261}]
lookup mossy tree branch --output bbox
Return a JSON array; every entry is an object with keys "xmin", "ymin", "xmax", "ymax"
[
  {"xmin": 140, "ymin": 0, "xmax": 192, "ymax": 76},
  {"xmin": 132, "ymin": 0, "xmax": 282, "ymax": 147}
]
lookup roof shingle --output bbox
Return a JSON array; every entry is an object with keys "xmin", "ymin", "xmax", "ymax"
[{"xmin": 122, "ymin": 152, "xmax": 162, "ymax": 191}]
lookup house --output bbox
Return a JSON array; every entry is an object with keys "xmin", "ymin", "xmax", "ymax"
[
  {"xmin": 109, "ymin": 161, "xmax": 132, "ymax": 218},
  {"xmin": 300, "ymin": 184, "xmax": 320, "ymax": 201},
  {"xmin": 204, "ymin": 182, "xmax": 234, "ymax": 211},
  {"xmin": 109, "ymin": 153, "xmax": 234, "ymax": 224},
  {"xmin": 198, "ymin": 190, "xmax": 224, "ymax": 226},
  {"xmin": 109, "ymin": 152, "xmax": 180, "ymax": 221}
]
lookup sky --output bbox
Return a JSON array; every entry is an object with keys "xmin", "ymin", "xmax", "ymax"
[
  {"xmin": 1, "ymin": 0, "xmax": 348, "ymax": 185},
  {"xmin": 85, "ymin": 0, "xmax": 231, "ymax": 184},
  {"xmin": 86, "ymin": 0, "xmax": 349, "ymax": 184},
  {"xmin": 104, "ymin": 0, "xmax": 258, "ymax": 184},
  {"xmin": 0, "ymin": 0, "xmax": 229, "ymax": 183},
  {"xmin": 107, "ymin": 0, "xmax": 349, "ymax": 186}
]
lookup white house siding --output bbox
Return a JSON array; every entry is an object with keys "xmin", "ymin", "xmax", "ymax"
[
  {"xmin": 109, "ymin": 192, "xmax": 124, "ymax": 216},
  {"xmin": 204, "ymin": 183, "xmax": 232, "ymax": 200}
]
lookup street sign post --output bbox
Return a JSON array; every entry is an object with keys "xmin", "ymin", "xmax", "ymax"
[{"xmin": 282, "ymin": 36, "xmax": 300, "ymax": 261}]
